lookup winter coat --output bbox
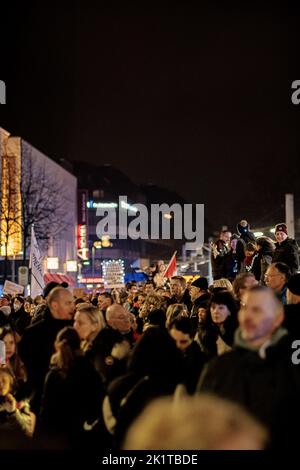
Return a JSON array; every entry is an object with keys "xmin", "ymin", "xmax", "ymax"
[
  {"xmin": 181, "ymin": 341, "xmax": 206, "ymax": 394},
  {"xmin": 273, "ymin": 238, "xmax": 299, "ymax": 274},
  {"xmin": 284, "ymin": 303, "xmax": 300, "ymax": 337},
  {"xmin": 211, "ymin": 240, "xmax": 228, "ymax": 280},
  {"xmin": 223, "ymin": 251, "xmax": 240, "ymax": 282},
  {"xmin": 169, "ymin": 289, "xmax": 192, "ymax": 313},
  {"xmin": 85, "ymin": 327, "xmax": 127, "ymax": 386},
  {"xmin": 9, "ymin": 306, "xmax": 31, "ymax": 336},
  {"xmin": 198, "ymin": 328, "xmax": 300, "ymax": 448},
  {"xmin": 39, "ymin": 355, "xmax": 105, "ymax": 446},
  {"xmin": 18, "ymin": 308, "xmax": 72, "ymax": 413},
  {"xmin": 250, "ymin": 249, "xmax": 273, "ymax": 284},
  {"xmin": 104, "ymin": 326, "xmax": 184, "ymax": 447}
]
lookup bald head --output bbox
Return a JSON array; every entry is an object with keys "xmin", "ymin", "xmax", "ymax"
[
  {"xmin": 106, "ymin": 304, "xmax": 131, "ymax": 334},
  {"xmin": 48, "ymin": 287, "xmax": 74, "ymax": 320}
]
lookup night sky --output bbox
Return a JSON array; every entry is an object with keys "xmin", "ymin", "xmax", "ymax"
[{"xmin": 1, "ymin": 1, "xmax": 300, "ymax": 234}]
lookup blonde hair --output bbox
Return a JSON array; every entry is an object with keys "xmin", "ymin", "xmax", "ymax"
[
  {"xmin": 75, "ymin": 303, "xmax": 106, "ymax": 346},
  {"xmin": 165, "ymin": 303, "xmax": 188, "ymax": 328},
  {"xmin": 213, "ymin": 278, "xmax": 233, "ymax": 292},
  {"xmin": 124, "ymin": 393, "xmax": 268, "ymax": 450}
]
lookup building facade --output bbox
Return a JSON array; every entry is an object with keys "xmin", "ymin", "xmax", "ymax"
[{"xmin": 0, "ymin": 127, "xmax": 77, "ymax": 285}]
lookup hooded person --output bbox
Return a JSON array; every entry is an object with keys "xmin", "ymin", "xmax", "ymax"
[
  {"xmin": 236, "ymin": 220, "xmax": 256, "ymax": 244},
  {"xmin": 235, "ymin": 221, "xmax": 255, "ymax": 274},
  {"xmin": 272, "ymin": 223, "xmax": 299, "ymax": 275}
]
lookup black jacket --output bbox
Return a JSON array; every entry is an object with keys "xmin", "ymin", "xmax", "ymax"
[
  {"xmin": 198, "ymin": 332, "xmax": 300, "ymax": 448},
  {"xmin": 182, "ymin": 341, "xmax": 206, "ymax": 394},
  {"xmin": 284, "ymin": 303, "xmax": 300, "ymax": 337},
  {"xmin": 273, "ymin": 238, "xmax": 299, "ymax": 274},
  {"xmin": 18, "ymin": 308, "xmax": 72, "ymax": 413},
  {"xmin": 9, "ymin": 306, "xmax": 31, "ymax": 336},
  {"xmin": 190, "ymin": 292, "xmax": 211, "ymax": 331},
  {"xmin": 169, "ymin": 289, "xmax": 192, "ymax": 312},
  {"xmin": 86, "ymin": 327, "xmax": 126, "ymax": 386},
  {"xmin": 39, "ymin": 355, "xmax": 105, "ymax": 447},
  {"xmin": 211, "ymin": 240, "xmax": 228, "ymax": 280},
  {"xmin": 0, "ymin": 310, "xmax": 10, "ymax": 328},
  {"xmin": 251, "ymin": 248, "xmax": 273, "ymax": 283}
]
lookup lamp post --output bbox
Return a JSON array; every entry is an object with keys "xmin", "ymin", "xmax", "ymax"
[
  {"xmin": 92, "ymin": 245, "xmax": 95, "ymax": 278},
  {"xmin": 203, "ymin": 242, "xmax": 213, "ymax": 285},
  {"xmin": 92, "ymin": 241, "xmax": 102, "ymax": 278}
]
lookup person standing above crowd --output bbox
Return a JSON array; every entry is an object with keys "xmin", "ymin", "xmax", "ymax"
[
  {"xmin": 211, "ymin": 230, "xmax": 231, "ymax": 280},
  {"xmin": 223, "ymin": 234, "xmax": 245, "ymax": 282},
  {"xmin": 153, "ymin": 260, "xmax": 167, "ymax": 288},
  {"xmin": 236, "ymin": 220, "xmax": 256, "ymax": 245},
  {"xmin": 250, "ymin": 237, "xmax": 274, "ymax": 284},
  {"xmin": 272, "ymin": 223, "xmax": 299, "ymax": 275}
]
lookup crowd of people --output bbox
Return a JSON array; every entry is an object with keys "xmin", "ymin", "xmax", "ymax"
[{"xmin": 0, "ymin": 219, "xmax": 300, "ymax": 451}]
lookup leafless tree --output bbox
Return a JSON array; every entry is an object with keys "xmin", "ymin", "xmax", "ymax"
[
  {"xmin": 20, "ymin": 144, "xmax": 74, "ymax": 261},
  {"xmin": 0, "ymin": 143, "xmax": 74, "ymax": 281}
]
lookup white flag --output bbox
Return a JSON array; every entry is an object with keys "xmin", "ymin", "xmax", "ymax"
[{"xmin": 30, "ymin": 225, "xmax": 45, "ymax": 298}]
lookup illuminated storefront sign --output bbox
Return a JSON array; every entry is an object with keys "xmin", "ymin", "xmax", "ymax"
[
  {"xmin": 47, "ymin": 257, "xmax": 59, "ymax": 270},
  {"xmin": 77, "ymin": 190, "xmax": 89, "ymax": 260},
  {"xmin": 87, "ymin": 199, "xmax": 138, "ymax": 213},
  {"xmin": 66, "ymin": 260, "xmax": 78, "ymax": 272},
  {"xmin": 80, "ymin": 277, "xmax": 103, "ymax": 284}
]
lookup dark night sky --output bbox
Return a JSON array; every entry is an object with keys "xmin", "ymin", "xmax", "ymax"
[{"xmin": 1, "ymin": 1, "xmax": 300, "ymax": 233}]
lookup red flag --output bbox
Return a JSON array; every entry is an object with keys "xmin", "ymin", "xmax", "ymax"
[{"xmin": 163, "ymin": 251, "xmax": 177, "ymax": 278}]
